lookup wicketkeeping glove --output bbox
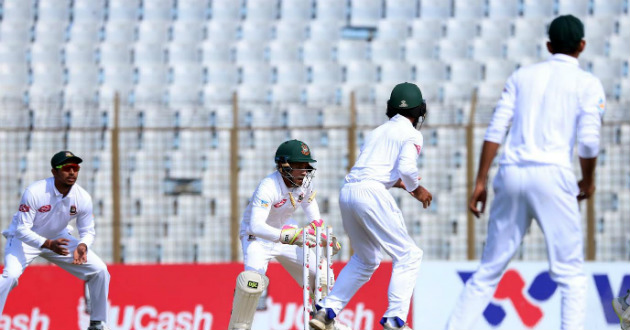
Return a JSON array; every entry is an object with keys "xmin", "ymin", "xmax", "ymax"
[{"xmin": 279, "ymin": 225, "xmax": 316, "ymax": 247}]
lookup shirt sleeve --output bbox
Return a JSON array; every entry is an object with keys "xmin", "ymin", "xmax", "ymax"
[
  {"xmin": 576, "ymin": 77, "xmax": 604, "ymax": 158},
  {"xmin": 248, "ymin": 189, "xmax": 282, "ymax": 242},
  {"xmin": 76, "ymin": 193, "xmax": 96, "ymax": 248},
  {"xmin": 485, "ymin": 73, "xmax": 517, "ymax": 144},
  {"xmin": 301, "ymin": 189, "xmax": 321, "ymax": 222},
  {"xmin": 15, "ymin": 189, "xmax": 47, "ymax": 249},
  {"xmin": 398, "ymin": 137, "xmax": 421, "ymax": 192}
]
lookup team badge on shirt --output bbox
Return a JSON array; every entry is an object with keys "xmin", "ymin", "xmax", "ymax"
[
  {"xmin": 297, "ymin": 193, "xmax": 304, "ymax": 203},
  {"xmin": 273, "ymin": 199, "xmax": 287, "ymax": 208},
  {"xmin": 38, "ymin": 205, "xmax": 51, "ymax": 213},
  {"xmin": 18, "ymin": 204, "xmax": 29, "ymax": 212},
  {"xmin": 598, "ymin": 98, "xmax": 605, "ymax": 116},
  {"xmin": 70, "ymin": 205, "xmax": 77, "ymax": 215},
  {"xmin": 414, "ymin": 144, "xmax": 422, "ymax": 155}
]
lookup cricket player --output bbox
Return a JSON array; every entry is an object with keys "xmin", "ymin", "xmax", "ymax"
[
  {"xmin": 0, "ymin": 151, "xmax": 111, "ymax": 330},
  {"xmin": 228, "ymin": 139, "xmax": 346, "ymax": 330},
  {"xmin": 310, "ymin": 82, "xmax": 432, "ymax": 330},
  {"xmin": 613, "ymin": 290, "xmax": 630, "ymax": 330},
  {"xmin": 445, "ymin": 15, "xmax": 605, "ymax": 330}
]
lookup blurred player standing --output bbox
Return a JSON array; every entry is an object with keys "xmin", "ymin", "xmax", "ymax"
[
  {"xmin": 0, "ymin": 151, "xmax": 111, "ymax": 330},
  {"xmin": 445, "ymin": 15, "xmax": 605, "ymax": 330},
  {"xmin": 310, "ymin": 82, "xmax": 432, "ymax": 330},
  {"xmin": 227, "ymin": 139, "xmax": 346, "ymax": 330}
]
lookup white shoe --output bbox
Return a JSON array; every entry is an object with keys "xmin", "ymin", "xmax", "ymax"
[
  {"xmin": 86, "ymin": 322, "xmax": 111, "ymax": 330},
  {"xmin": 309, "ymin": 309, "xmax": 334, "ymax": 330},
  {"xmin": 382, "ymin": 323, "xmax": 412, "ymax": 330},
  {"xmin": 612, "ymin": 290, "xmax": 630, "ymax": 330}
]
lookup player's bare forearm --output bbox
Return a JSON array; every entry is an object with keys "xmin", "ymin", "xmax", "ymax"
[
  {"xmin": 475, "ymin": 141, "xmax": 501, "ymax": 185},
  {"xmin": 578, "ymin": 157, "xmax": 597, "ymax": 200}
]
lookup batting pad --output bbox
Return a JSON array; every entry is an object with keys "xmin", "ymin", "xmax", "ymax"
[{"xmin": 228, "ymin": 271, "xmax": 270, "ymax": 330}]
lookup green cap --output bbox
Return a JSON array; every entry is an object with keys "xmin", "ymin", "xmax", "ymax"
[
  {"xmin": 388, "ymin": 82, "xmax": 424, "ymax": 110},
  {"xmin": 548, "ymin": 15, "xmax": 584, "ymax": 45},
  {"xmin": 51, "ymin": 151, "xmax": 83, "ymax": 168},
  {"xmin": 275, "ymin": 140, "xmax": 316, "ymax": 163}
]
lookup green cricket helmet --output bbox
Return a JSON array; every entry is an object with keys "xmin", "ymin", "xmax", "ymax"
[
  {"xmin": 274, "ymin": 140, "xmax": 316, "ymax": 188},
  {"xmin": 386, "ymin": 82, "xmax": 427, "ymax": 129}
]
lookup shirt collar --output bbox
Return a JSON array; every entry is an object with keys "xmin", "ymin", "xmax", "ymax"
[
  {"xmin": 550, "ymin": 53, "xmax": 579, "ymax": 66},
  {"xmin": 391, "ymin": 114, "xmax": 413, "ymax": 126},
  {"xmin": 48, "ymin": 177, "xmax": 72, "ymax": 198}
]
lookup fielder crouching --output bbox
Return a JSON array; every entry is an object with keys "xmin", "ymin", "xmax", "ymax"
[
  {"xmin": 0, "ymin": 151, "xmax": 111, "ymax": 330},
  {"xmin": 228, "ymin": 140, "xmax": 348, "ymax": 330}
]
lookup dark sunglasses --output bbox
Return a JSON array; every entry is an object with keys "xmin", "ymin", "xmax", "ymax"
[{"xmin": 55, "ymin": 163, "xmax": 81, "ymax": 172}]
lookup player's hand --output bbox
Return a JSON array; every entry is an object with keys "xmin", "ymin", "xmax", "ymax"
[
  {"xmin": 280, "ymin": 225, "xmax": 316, "ymax": 247},
  {"xmin": 73, "ymin": 243, "xmax": 88, "ymax": 264},
  {"xmin": 577, "ymin": 179, "xmax": 595, "ymax": 201},
  {"xmin": 411, "ymin": 185, "xmax": 432, "ymax": 208},
  {"xmin": 330, "ymin": 236, "xmax": 341, "ymax": 256},
  {"xmin": 469, "ymin": 182, "xmax": 487, "ymax": 218},
  {"xmin": 393, "ymin": 176, "xmax": 422, "ymax": 190},
  {"xmin": 42, "ymin": 238, "xmax": 70, "ymax": 255}
]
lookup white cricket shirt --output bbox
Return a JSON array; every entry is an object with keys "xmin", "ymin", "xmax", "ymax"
[
  {"xmin": 485, "ymin": 54, "xmax": 605, "ymax": 168},
  {"xmin": 240, "ymin": 171, "xmax": 321, "ymax": 242},
  {"xmin": 3, "ymin": 177, "xmax": 96, "ymax": 249},
  {"xmin": 345, "ymin": 114, "xmax": 424, "ymax": 192}
]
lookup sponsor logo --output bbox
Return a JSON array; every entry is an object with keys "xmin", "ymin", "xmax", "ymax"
[
  {"xmin": 273, "ymin": 199, "xmax": 287, "ymax": 208},
  {"xmin": 78, "ymin": 299, "xmax": 213, "ymax": 330},
  {"xmin": 0, "ymin": 308, "xmax": 50, "ymax": 330},
  {"xmin": 593, "ymin": 274, "xmax": 630, "ymax": 324},
  {"xmin": 247, "ymin": 281, "xmax": 259, "ymax": 289},
  {"xmin": 70, "ymin": 205, "xmax": 77, "ymax": 215},
  {"xmin": 256, "ymin": 199, "xmax": 270, "ymax": 208},
  {"xmin": 297, "ymin": 193, "xmax": 304, "ymax": 203},
  {"xmin": 38, "ymin": 205, "xmax": 51, "ymax": 213},
  {"xmin": 301, "ymin": 143, "xmax": 310, "ymax": 155},
  {"xmin": 18, "ymin": 204, "xmax": 30, "ymax": 212},
  {"xmin": 458, "ymin": 269, "xmax": 556, "ymax": 327}
]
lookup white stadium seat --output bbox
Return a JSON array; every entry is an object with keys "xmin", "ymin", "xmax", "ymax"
[
  {"xmin": 205, "ymin": 20, "xmax": 239, "ymax": 43},
  {"xmin": 447, "ymin": 59, "xmax": 483, "ymax": 83},
  {"xmin": 30, "ymin": 42, "xmax": 63, "ymax": 65},
  {"xmin": 170, "ymin": 63, "xmax": 205, "ymax": 86},
  {"xmin": 309, "ymin": 20, "xmax": 342, "ymax": 41},
  {"xmin": 103, "ymin": 21, "xmax": 136, "ymax": 44},
  {"xmin": 376, "ymin": 20, "xmax": 409, "ymax": 40},
  {"xmin": 470, "ymin": 38, "xmax": 504, "ymax": 61},
  {"xmin": 482, "ymin": 59, "xmax": 518, "ymax": 82},
  {"xmin": 73, "ymin": 0, "xmax": 106, "ymax": 23},
  {"xmin": 240, "ymin": 20, "xmax": 274, "ymax": 42},
  {"xmin": 274, "ymin": 21, "xmax": 309, "ymax": 42},
  {"xmin": 520, "ymin": 0, "xmax": 554, "ymax": 17},
  {"xmin": 477, "ymin": 19, "xmax": 512, "ymax": 41},
  {"xmin": 410, "ymin": 19, "xmax": 444, "ymax": 41},
  {"xmin": 38, "ymin": 0, "xmax": 71, "ymax": 22},
  {"xmin": 142, "ymin": 0, "xmax": 173, "ymax": 21},
  {"xmin": 235, "ymin": 41, "xmax": 267, "ymax": 63},
  {"xmin": 275, "ymin": 62, "xmax": 306, "ymax": 85},
  {"xmin": 201, "ymin": 40, "xmax": 234, "ymax": 64},
  {"xmin": 269, "ymin": 40, "xmax": 302, "ymax": 64},
  {"xmin": 556, "ymin": 0, "xmax": 590, "ymax": 16},
  {"xmin": 444, "ymin": 18, "xmax": 478, "ymax": 41},
  {"xmin": 370, "ymin": 40, "xmax": 404, "ymax": 62},
  {"xmin": 240, "ymin": 62, "xmax": 272, "ymax": 85},
  {"xmin": 167, "ymin": 42, "xmax": 201, "ymax": 65},
  {"xmin": 419, "ymin": 0, "xmax": 451, "ymax": 18},
  {"xmin": 108, "ymin": 0, "xmax": 140, "ymax": 22},
  {"xmin": 378, "ymin": 61, "xmax": 412, "ymax": 84},
  {"xmin": 99, "ymin": 42, "xmax": 133, "ymax": 66},
  {"xmin": 308, "ymin": 62, "xmax": 341, "ymax": 85},
  {"xmin": 206, "ymin": 63, "xmax": 238, "ymax": 85},
  {"xmin": 65, "ymin": 63, "xmax": 99, "ymax": 101},
  {"xmin": 344, "ymin": 61, "xmax": 376, "ymax": 85},
  {"xmin": 592, "ymin": 0, "xmax": 626, "ymax": 15},
  {"xmin": 607, "ymin": 35, "xmax": 630, "ymax": 59},
  {"xmin": 177, "ymin": 0, "xmax": 207, "ymax": 22},
  {"xmin": 137, "ymin": 20, "xmax": 171, "ymax": 45},
  {"xmin": 245, "ymin": 0, "xmax": 278, "ymax": 21},
  {"xmin": 405, "ymin": 39, "xmax": 438, "ymax": 61},
  {"xmin": 302, "ymin": 40, "xmax": 336, "ymax": 63},
  {"xmin": 316, "ymin": 0, "xmax": 346, "ymax": 21},
  {"xmin": 411, "ymin": 59, "xmax": 447, "ymax": 83},
  {"xmin": 385, "ymin": 0, "xmax": 418, "ymax": 21},
  {"xmin": 436, "ymin": 39, "xmax": 469, "ymax": 61},
  {"xmin": 337, "ymin": 40, "xmax": 369, "ymax": 63},
  {"xmin": 203, "ymin": 84, "xmax": 236, "ymax": 104},
  {"xmin": 350, "ymin": 0, "xmax": 382, "ymax": 26},
  {"xmin": 134, "ymin": 42, "xmax": 167, "ymax": 65},
  {"xmin": 211, "ymin": 0, "xmax": 241, "ymax": 20},
  {"xmin": 511, "ymin": 17, "xmax": 548, "ymax": 40},
  {"xmin": 452, "ymin": 0, "xmax": 485, "ymax": 19},
  {"xmin": 280, "ymin": 0, "xmax": 313, "ymax": 21},
  {"xmin": 68, "ymin": 21, "xmax": 101, "ymax": 45},
  {"xmin": 0, "ymin": 44, "xmax": 27, "ymax": 65},
  {"xmin": 171, "ymin": 21, "xmax": 205, "ymax": 44},
  {"xmin": 34, "ymin": 21, "xmax": 67, "ymax": 44},
  {"xmin": 0, "ymin": 21, "xmax": 32, "ymax": 46}
]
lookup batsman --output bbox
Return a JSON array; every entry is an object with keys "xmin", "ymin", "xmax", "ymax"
[{"xmin": 227, "ymin": 139, "xmax": 347, "ymax": 330}]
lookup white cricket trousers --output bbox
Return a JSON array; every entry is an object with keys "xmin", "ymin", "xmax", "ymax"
[
  {"xmin": 446, "ymin": 165, "xmax": 586, "ymax": 330},
  {"xmin": 241, "ymin": 234, "xmax": 321, "ymax": 290},
  {"xmin": 320, "ymin": 181, "xmax": 423, "ymax": 321},
  {"xmin": 0, "ymin": 232, "xmax": 110, "ymax": 322}
]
